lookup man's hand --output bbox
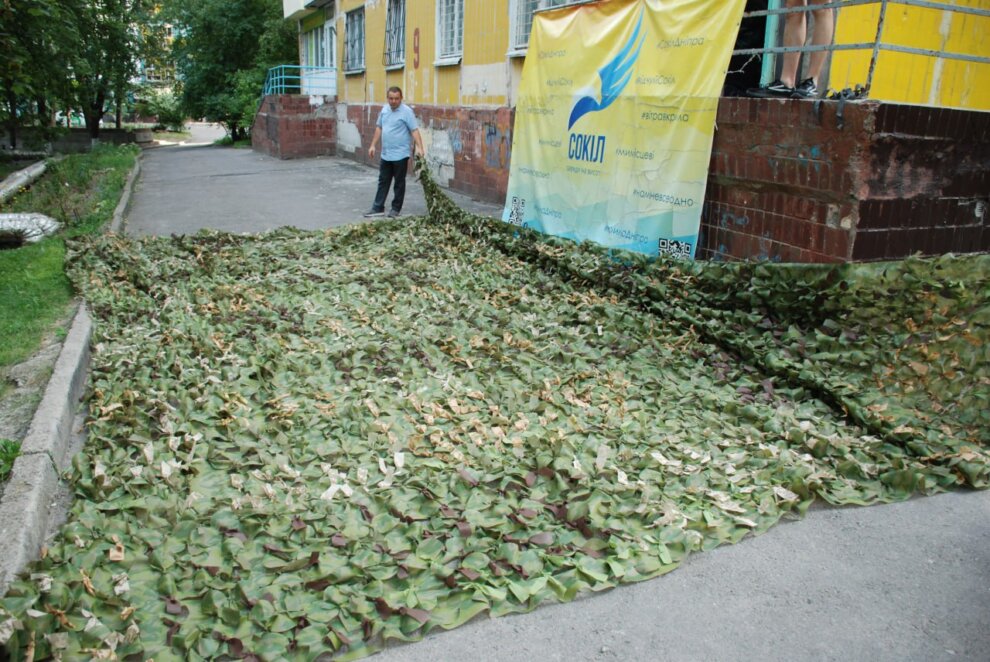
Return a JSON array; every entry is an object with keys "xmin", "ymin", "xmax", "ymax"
[
  {"xmin": 368, "ymin": 144, "xmax": 377, "ymax": 159},
  {"xmin": 411, "ymin": 129, "xmax": 425, "ymax": 159}
]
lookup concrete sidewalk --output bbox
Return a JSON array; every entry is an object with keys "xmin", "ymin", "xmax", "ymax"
[
  {"xmin": 126, "ymin": 124, "xmax": 501, "ymax": 237},
  {"xmin": 376, "ymin": 492, "xmax": 990, "ymax": 662},
  {"xmin": 3, "ymin": 129, "xmax": 987, "ymax": 661}
]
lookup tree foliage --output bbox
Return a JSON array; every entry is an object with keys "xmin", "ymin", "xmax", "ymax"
[
  {"xmin": 166, "ymin": 0, "xmax": 297, "ymax": 139},
  {"xmin": 1, "ymin": 0, "xmax": 294, "ymax": 146},
  {"xmin": 0, "ymin": 0, "xmax": 166, "ymax": 145},
  {"xmin": 73, "ymin": 1, "xmax": 142, "ymax": 138},
  {"xmin": 0, "ymin": 0, "xmax": 83, "ymax": 147}
]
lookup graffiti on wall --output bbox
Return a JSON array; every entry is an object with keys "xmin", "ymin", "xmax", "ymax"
[
  {"xmin": 484, "ymin": 123, "xmax": 510, "ymax": 170},
  {"xmin": 422, "ymin": 123, "xmax": 456, "ymax": 187}
]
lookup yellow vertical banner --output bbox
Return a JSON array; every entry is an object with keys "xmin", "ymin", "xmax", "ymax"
[{"xmin": 502, "ymin": 0, "xmax": 746, "ymax": 258}]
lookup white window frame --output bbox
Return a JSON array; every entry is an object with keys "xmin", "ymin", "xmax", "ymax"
[
  {"xmin": 384, "ymin": 0, "xmax": 405, "ymax": 70},
  {"xmin": 324, "ymin": 21, "xmax": 336, "ymax": 69},
  {"xmin": 508, "ymin": 0, "xmax": 590, "ymax": 57},
  {"xmin": 435, "ymin": 0, "xmax": 463, "ymax": 66},
  {"xmin": 302, "ymin": 25, "xmax": 326, "ymax": 68},
  {"xmin": 344, "ymin": 7, "xmax": 365, "ymax": 74}
]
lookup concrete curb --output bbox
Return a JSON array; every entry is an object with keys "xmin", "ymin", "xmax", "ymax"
[
  {"xmin": 109, "ymin": 152, "xmax": 141, "ymax": 233},
  {"xmin": 0, "ymin": 152, "xmax": 140, "ymax": 597},
  {"xmin": 0, "ymin": 305, "xmax": 92, "ymax": 596}
]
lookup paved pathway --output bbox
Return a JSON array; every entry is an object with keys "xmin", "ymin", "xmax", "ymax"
[
  {"xmin": 125, "ymin": 129, "xmax": 990, "ymax": 662},
  {"xmin": 126, "ymin": 123, "xmax": 500, "ymax": 237}
]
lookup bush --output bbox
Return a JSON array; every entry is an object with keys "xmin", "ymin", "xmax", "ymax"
[
  {"xmin": 137, "ymin": 87, "xmax": 186, "ymax": 132},
  {"xmin": 232, "ymin": 67, "xmax": 267, "ymax": 139}
]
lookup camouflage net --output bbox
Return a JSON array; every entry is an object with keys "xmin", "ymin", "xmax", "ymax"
[{"xmin": 1, "ymin": 160, "xmax": 986, "ymax": 660}]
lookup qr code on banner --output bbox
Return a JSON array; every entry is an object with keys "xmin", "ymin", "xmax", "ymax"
[
  {"xmin": 508, "ymin": 196, "xmax": 525, "ymax": 226},
  {"xmin": 658, "ymin": 238, "xmax": 693, "ymax": 258}
]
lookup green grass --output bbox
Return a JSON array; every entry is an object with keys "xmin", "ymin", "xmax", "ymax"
[
  {"xmin": 0, "ymin": 438, "xmax": 19, "ymax": 482},
  {"xmin": 0, "ymin": 144, "xmax": 138, "ymax": 367},
  {"xmin": 0, "ymin": 162, "xmax": 22, "ymax": 181},
  {"xmin": 153, "ymin": 130, "xmax": 191, "ymax": 143},
  {"xmin": 0, "ymin": 239, "xmax": 74, "ymax": 365},
  {"xmin": 213, "ymin": 135, "xmax": 252, "ymax": 148},
  {"xmin": 3, "ymin": 144, "xmax": 139, "ymax": 236}
]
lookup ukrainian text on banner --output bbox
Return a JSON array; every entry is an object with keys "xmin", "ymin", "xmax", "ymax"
[{"xmin": 502, "ymin": 0, "xmax": 745, "ymax": 258}]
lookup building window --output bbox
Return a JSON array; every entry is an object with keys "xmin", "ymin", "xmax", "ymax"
[
  {"xmin": 303, "ymin": 26, "xmax": 326, "ymax": 68},
  {"xmin": 384, "ymin": 0, "xmax": 405, "ymax": 68},
  {"xmin": 344, "ymin": 7, "xmax": 365, "ymax": 73},
  {"xmin": 436, "ymin": 0, "xmax": 463, "ymax": 64},
  {"xmin": 510, "ymin": 0, "xmax": 586, "ymax": 54}
]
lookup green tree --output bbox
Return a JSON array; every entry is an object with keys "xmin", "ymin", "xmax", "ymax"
[
  {"xmin": 1, "ymin": 0, "xmax": 165, "ymax": 146},
  {"xmin": 72, "ymin": 0, "xmax": 151, "ymax": 140},
  {"xmin": 166, "ymin": 0, "xmax": 296, "ymax": 139},
  {"xmin": 0, "ymin": 0, "xmax": 83, "ymax": 148}
]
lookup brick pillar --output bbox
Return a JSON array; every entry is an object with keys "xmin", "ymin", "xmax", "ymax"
[{"xmin": 251, "ymin": 95, "xmax": 337, "ymax": 160}]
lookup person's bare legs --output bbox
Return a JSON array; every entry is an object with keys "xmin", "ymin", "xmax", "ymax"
[
  {"xmin": 780, "ymin": 0, "xmax": 808, "ymax": 88},
  {"xmin": 805, "ymin": 0, "xmax": 835, "ymax": 86}
]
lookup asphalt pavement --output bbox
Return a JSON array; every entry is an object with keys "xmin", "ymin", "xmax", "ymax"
[
  {"xmin": 126, "ymin": 123, "xmax": 500, "ymax": 237},
  {"xmin": 122, "ymin": 124, "xmax": 990, "ymax": 662}
]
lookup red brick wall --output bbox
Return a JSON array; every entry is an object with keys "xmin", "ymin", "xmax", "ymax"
[
  {"xmin": 254, "ymin": 94, "xmax": 988, "ymax": 262},
  {"xmin": 337, "ymin": 102, "xmax": 513, "ymax": 205},
  {"xmin": 251, "ymin": 95, "xmax": 336, "ymax": 160},
  {"xmin": 853, "ymin": 104, "xmax": 989, "ymax": 260},
  {"xmin": 700, "ymin": 97, "xmax": 989, "ymax": 262}
]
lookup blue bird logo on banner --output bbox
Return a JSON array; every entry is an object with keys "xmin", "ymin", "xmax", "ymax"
[{"xmin": 567, "ymin": 9, "xmax": 646, "ymax": 130}]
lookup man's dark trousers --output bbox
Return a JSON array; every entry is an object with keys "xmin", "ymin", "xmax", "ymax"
[{"xmin": 371, "ymin": 157, "xmax": 409, "ymax": 213}]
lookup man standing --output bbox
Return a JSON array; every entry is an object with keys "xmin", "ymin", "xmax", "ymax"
[{"xmin": 364, "ymin": 87, "xmax": 425, "ymax": 218}]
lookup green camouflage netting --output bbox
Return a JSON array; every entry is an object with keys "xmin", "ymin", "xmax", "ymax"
[{"xmin": 1, "ymin": 162, "xmax": 987, "ymax": 660}]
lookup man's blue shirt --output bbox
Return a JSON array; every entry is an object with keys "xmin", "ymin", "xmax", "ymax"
[{"xmin": 377, "ymin": 103, "xmax": 417, "ymax": 162}]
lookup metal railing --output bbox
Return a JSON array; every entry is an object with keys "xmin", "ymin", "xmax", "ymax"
[
  {"xmin": 262, "ymin": 65, "xmax": 338, "ymax": 97},
  {"xmin": 734, "ymin": 0, "xmax": 990, "ymax": 96}
]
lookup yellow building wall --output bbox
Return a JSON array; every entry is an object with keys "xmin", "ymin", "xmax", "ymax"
[
  {"xmin": 338, "ymin": 0, "xmax": 375, "ymax": 103},
  {"xmin": 458, "ymin": 2, "xmax": 511, "ymax": 106},
  {"xmin": 831, "ymin": 0, "xmax": 990, "ymax": 111},
  {"xmin": 300, "ymin": 11, "xmax": 325, "ymax": 32},
  {"xmin": 334, "ymin": 1, "xmax": 513, "ymax": 107},
  {"xmin": 404, "ymin": 0, "xmax": 437, "ymax": 104}
]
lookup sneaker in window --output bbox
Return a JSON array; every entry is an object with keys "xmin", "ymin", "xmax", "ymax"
[
  {"xmin": 791, "ymin": 78, "xmax": 818, "ymax": 99},
  {"xmin": 363, "ymin": 209, "xmax": 385, "ymax": 218},
  {"xmin": 747, "ymin": 80, "xmax": 794, "ymax": 98},
  {"xmin": 386, "ymin": 209, "xmax": 401, "ymax": 218}
]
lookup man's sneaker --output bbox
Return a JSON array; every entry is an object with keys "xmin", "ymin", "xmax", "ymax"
[
  {"xmin": 386, "ymin": 209, "xmax": 401, "ymax": 218},
  {"xmin": 791, "ymin": 78, "xmax": 818, "ymax": 99},
  {"xmin": 363, "ymin": 209, "xmax": 385, "ymax": 218},
  {"xmin": 747, "ymin": 80, "xmax": 794, "ymax": 98}
]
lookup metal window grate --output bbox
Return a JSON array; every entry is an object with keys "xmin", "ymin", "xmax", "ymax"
[
  {"xmin": 513, "ymin": 0, "xmax": 591, "ymax": 52},
  {"xmin": 513, "ymin": 0, "xmax": 541, "ymax": 51},
  {"xmin": 344, "ymin": 8, "xmax": 365, "ymax": 72},
  {"xmin": 384, "ymin": 0, "xmax": 405, "ymax": 67},
  {"xmin": 438, "ymin": 0, "xmax": 463, "ymax": 60}
]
